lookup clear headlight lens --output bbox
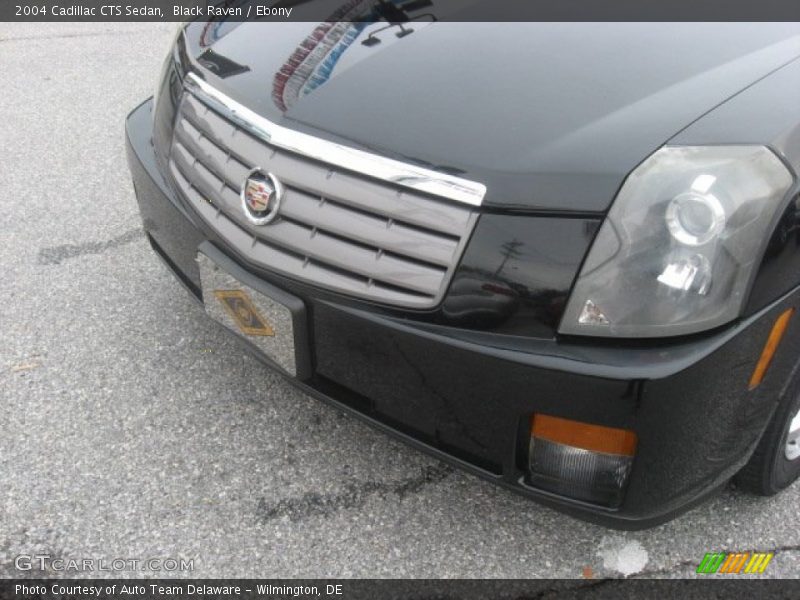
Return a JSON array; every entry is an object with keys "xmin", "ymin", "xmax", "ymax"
[{"xmin": 559, "ymin": 146, "xmax": 794, "ymax": 338}]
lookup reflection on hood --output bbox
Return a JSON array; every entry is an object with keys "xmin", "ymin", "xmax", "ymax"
[{"xmin": 272, "ymin": 0, "xmax": 389, "ymax": 112}]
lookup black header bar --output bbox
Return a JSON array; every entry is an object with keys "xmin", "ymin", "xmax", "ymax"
[
  {"xmin": 2, "ymin": 579, "xmax": 800, "ymax": 600},
  {"xmin": 2, "ymin": 0, "xmax": 800, "ymax": 23}
]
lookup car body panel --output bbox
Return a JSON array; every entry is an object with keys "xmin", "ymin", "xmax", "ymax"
[
  {"xmin": 181, "ymin": 21, "xmax": 800, "ymax": 212},
  {"xmin": 127, "ymin": 98, "xmax": 800, "ymax": 527},
  {"xmin": 128, "ymin": 20, "xmax": 800, "ymax": 526},
  {"xmin": 147, "ymin": 21, "xmax": 800, "ymax": 336}
]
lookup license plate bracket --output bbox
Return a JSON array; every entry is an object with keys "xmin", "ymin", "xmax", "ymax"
[{"xmin": 197, "ymin": 244, "xmax": 311, "ymax": 380}]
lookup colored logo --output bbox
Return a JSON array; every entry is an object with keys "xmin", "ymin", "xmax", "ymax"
[
  {"xmin": 697, "ymin": 552, "xmax": 773, "ymax": 574},
  {"xmin": 241, "ymin": 168, "xmax": 283, "ymax": 225},
  {"xmin": 214, "ymin": 290, "xmax": 275, "ymax": 337}
]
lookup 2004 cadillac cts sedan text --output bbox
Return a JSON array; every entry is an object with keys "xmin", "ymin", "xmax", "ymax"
[{"xmin": 125, "ymin": 13, "xmax": 800, "ymax": 528}]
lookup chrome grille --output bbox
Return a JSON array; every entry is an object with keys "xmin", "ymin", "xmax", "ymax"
[{"xmin": 168, "ymin": 84, "xmax": 481, "ymax": 309}]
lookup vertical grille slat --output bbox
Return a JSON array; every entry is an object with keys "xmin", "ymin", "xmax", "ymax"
[{"xmin": 169, "ymin": 90, "xmax": 479, "ymax": 309}]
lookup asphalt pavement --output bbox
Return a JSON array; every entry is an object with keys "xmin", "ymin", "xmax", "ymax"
[{"xmin": 0, "ymin": 22, "xmax": 799, "ymax": 580}]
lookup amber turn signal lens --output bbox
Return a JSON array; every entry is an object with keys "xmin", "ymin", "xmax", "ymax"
[
  {"xmin": 531, "ymin": 414, "xmax": 637, "ymax": 457},
  {"xmin": 527, "ymin": 415, "xmax": 638, "ymax": 507},
  {"xmin": 749, "ymin": 308, "xmax": 795, "ymax": 390}
]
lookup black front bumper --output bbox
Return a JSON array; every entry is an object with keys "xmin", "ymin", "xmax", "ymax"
[{"xmin": 126, "ymin": 98, "xmax": 800, "ymax": 529}]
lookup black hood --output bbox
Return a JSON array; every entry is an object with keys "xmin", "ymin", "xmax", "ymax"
[{"xmin": 182, "ymin": 20, "xmax": 800, "ymax": 212}]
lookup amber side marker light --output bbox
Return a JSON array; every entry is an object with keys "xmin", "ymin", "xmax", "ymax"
[
  {"xmin": 528, "ymin": 415, "xmax": 638, "ymax": 508},
  {"xmin": 749, "ymin": 308, "xmax": 795, "ymax": 390}
]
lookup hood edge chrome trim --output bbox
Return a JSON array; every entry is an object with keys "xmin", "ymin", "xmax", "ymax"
[{"xmin": 184, "ymin": 72, "xmax": 486, "ymax": 207}]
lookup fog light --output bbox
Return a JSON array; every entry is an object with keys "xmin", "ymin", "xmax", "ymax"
[{"xmin": 527, "ymin": 414, "xmax": 637, "ymax": 508}]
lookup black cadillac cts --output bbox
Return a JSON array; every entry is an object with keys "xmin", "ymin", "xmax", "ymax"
[{"xmin": 126, "ymin": 14, "xmax": 800, "ymax": 527}]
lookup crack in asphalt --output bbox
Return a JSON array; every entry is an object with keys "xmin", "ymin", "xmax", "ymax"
[
  {"xmin": 256, "ymin": 463, "xmax": 454, "ymax": 524},
  {"xmin": 38, "ymin": 228, "xmax": 144, "ymax": 265}
]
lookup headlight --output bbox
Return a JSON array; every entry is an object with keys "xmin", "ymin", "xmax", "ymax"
[{"xmin": 559, "ymin": 146, "xmax": 794, "ymax": 338}]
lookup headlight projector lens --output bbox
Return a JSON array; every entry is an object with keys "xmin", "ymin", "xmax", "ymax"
[{"xmin": 665, "ymin": 191, "xmax": 726, "ymax": 246}]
